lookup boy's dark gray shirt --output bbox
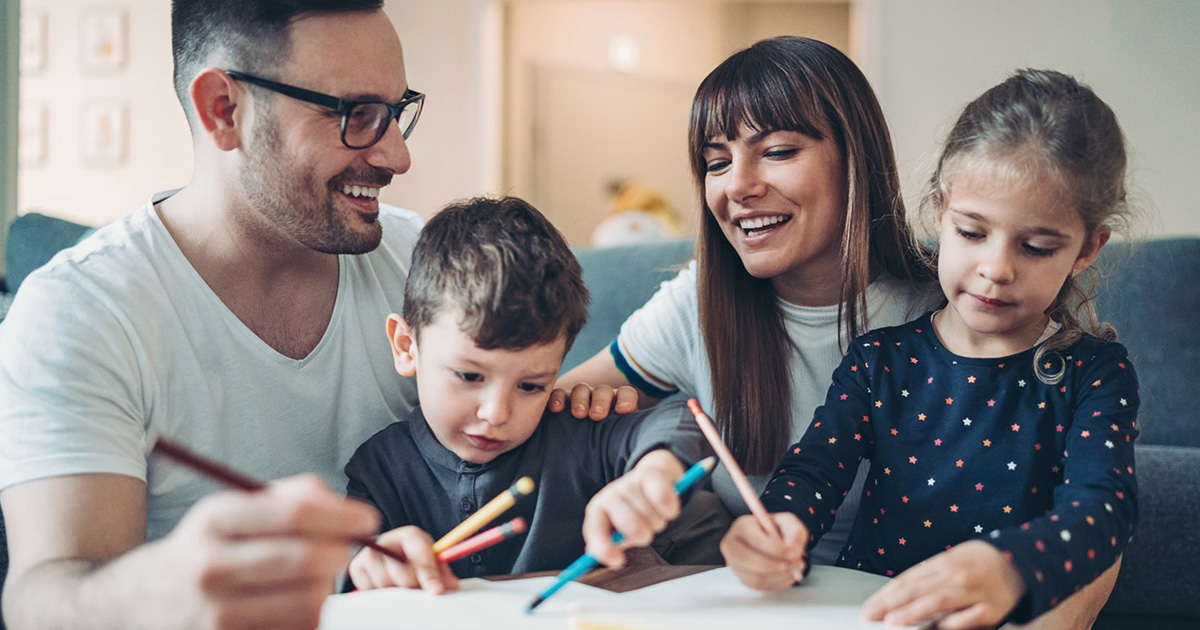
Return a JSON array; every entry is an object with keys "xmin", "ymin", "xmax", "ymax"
[{"xmin": 345, "ymin": 400, "xmax": 708, "ymax": 578}]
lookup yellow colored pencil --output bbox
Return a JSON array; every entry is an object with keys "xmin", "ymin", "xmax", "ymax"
[{"xmin": 432, "ymin": 476, "xmax": 535, "ymax": 553}]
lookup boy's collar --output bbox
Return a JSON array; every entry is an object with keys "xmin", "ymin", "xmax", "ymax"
[{"xmin": 408, "ymin": 406, "xmax": 527, "ymax": 474}]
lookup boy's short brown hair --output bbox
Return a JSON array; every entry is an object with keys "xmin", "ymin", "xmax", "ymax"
[{"xmin": 403, "ymin": 196, "xmax": 590, "ymax": 352}]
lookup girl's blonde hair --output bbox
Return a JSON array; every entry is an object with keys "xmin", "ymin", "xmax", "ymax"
[
  {"xmin": 689, "ymin": 37, "xmax": 929, "ymax": 473},
  {"xmin": 921, "ymin": 69, "xmax": 1133, "ymax": 383}
]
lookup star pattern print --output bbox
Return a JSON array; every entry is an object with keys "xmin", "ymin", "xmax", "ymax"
[{"xmin": 761, "ymin": 312, "xmax": 1140, "ymax": 623}]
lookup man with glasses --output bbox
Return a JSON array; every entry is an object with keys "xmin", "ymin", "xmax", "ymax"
[{"xmin": 0, "ymin": 2, "xmax": 427, "ymax": 628}]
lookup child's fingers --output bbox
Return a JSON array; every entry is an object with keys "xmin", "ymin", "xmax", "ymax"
[
  {"xmin": 930, "ymin": 602, "xmax": 991, "ymax": 630},
  {"xmin": 437, "ymin": 560, "xmax": 460, "ymax": 592},
  {"xmin": 376, "ymin": 526, "xmax": 444, "ymax": 593},
  {"xmin": 719, "ymin": 519, "xmax": 800, "ymax": 591},
  {"xmin": 861, "ymin": 567, "xmax": 939, "ymax": 621},
  {"xmin": 720, "ymin": 540, "xmax": 797, "ymax": 591},
  {"xmin": 613, "ymin": 386, "xmax": 639, "ymax": 414},
  {"xmin": 639, "ymin": 470, "xmax": 681, "ymax": 522},
  {"xmin": 569, "ymin": 383, "xmax": 595, "ymax": 419},
  {"xmin": 547, "ymin": 387, "xmax": 567, "ymax": 413},
  {"xmin": 880, "ymin": 587, "xmax": 970, "ymax": 628},
  {"xmin": 581, "ymin": 507, "xmax": 625, "ymax": 567},
  {"xmin": 588, "ymin": 386, "xmax": 616, "ymax": 420},
  {"xmin": 608, "ymin": 482, "xmax": 668, "ymax": 544},
  {"xmin": 770, "ymin": 513, "xmax": 808, "ymax": 562},
  {"xmin": 347, "ymin": 550, "xmax": 379, "ymax": 590}
]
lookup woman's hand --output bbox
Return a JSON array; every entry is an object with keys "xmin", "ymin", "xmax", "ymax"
[
  {"xmin": 860, "ymin": 540, "xmax": 1026, "ymax": 629},
  {"xmin": 548, "ymin": 382, "xmax": 640, "ymax": 420},
  {"xmin": 719, "ymin": 513, "xmax": 809, "ymax": 591}
]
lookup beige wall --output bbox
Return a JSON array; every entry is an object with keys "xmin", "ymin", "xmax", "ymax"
[
  {"xmin": 15, "ymin": 0, "xmax": 501, "ymax": 226},
  {"xmin": 17, "ymin": 0, "xmax": 192, "ymax": 225},
  {"xmin": 854, "ymin": 0, "xmax": 1200, "ymax": 237},
  {"xmin": 504, "ymin": 0, "xmax": 850, "ymax": 244},
  {"xmin": 383, "ymin": 0, "xmax": 503, "ymax": 216}
]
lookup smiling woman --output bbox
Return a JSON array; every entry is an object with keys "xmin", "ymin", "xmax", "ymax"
[{"xmin": 558, "ymin": 36, "xmax": 936, "ymax": 567}]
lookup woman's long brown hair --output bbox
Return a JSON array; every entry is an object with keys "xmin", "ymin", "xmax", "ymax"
[{"xmin": 689, "ymin": 37, "xmax": 927, "ymax": 474}]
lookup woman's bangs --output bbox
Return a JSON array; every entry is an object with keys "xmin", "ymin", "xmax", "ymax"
[{"xmin": 695, "ymin": 55, "xmax": 828, "ymax": 143}]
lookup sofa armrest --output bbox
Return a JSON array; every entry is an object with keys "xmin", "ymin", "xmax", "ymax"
[
  {"xmin": 5, "ymin": 212, "xmax": 94, "ymax": 294},
  {"xmin": 1103, "ymin": 443, "xmax": 1200, "ymax": 618}
]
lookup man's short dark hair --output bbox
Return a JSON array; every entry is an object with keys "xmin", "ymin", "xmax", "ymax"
[
  {"xmin": 404, "ymin": 196, "xmax": 590, "ymax": 353},
  {"xmin": 171, "ymin": 0, "xmax": 383, "ymax": 126}
]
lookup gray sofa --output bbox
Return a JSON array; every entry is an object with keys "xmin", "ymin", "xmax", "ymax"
[{"xmin": 1, "ymin": 214, "xmax": 1198, "ymax": 629}]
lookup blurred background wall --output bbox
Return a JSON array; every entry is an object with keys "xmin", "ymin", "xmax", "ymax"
[{"xmin": 7, "ymin": 0, "xmax": 1199, "ymax": 255}]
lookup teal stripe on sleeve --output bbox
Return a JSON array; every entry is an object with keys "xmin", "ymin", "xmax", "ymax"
[{"xmin": 608, "ymin": 338, "xmax": 676, "ymax": 399}]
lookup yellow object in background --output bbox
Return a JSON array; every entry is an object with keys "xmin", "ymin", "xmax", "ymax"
[{"xmin": 592, "ymin": 180, "xmax": 683, "ymax": 248}]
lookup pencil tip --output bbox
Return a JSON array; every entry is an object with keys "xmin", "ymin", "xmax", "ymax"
[{"xmin": 525, "ymin": 597, "xmax": 544, "ymax": 614}]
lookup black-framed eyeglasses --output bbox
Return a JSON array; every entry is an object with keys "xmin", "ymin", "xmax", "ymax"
[{"xmin": 225, "ymin": 70, "xmax": 425, "ymax": 149}]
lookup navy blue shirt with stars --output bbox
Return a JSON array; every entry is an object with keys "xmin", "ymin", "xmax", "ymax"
[{"xmin": 762, "ymin": 312, "xmax": 1139, "ymax": 623}]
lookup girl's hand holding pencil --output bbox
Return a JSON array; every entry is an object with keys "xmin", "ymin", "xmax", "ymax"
[
  {"xmin": 720, "ymin": 513, "xmax": 810, "ymax": 590},
  {"xmin": 684, "ymin": 399, "xmax": 809, "ymax": 588}
]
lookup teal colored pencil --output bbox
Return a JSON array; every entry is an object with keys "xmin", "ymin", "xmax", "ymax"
[{"xmin": 525, "ymin": 456, "xmax": 717, "ymax": 613}]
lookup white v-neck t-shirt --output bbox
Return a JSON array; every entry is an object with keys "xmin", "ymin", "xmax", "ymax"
[
  {"xmin": 615, "ymin": 261, "xmax": 935, "ymax": 564},
  {"xmin": 0, "ymin": 193, "xmax": 422, "ymax": 541}
]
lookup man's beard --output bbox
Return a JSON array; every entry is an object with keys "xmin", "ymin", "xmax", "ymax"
[{"xmin": 240, "ymin": 112, "xmax": 385, "ymax": 255}]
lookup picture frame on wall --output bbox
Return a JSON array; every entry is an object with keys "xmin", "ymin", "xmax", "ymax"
[
  {"xmin": 18, "ymin": 103, "xmax": 49, "ymax": 167},
  {"xmin": 20, "ymin": 10, "xmax": 48, "ymax": 75},
  {"xmin": 80, "ymin": 6, "xmax": 128, "ymax": 73},
  {"xmin": 81, "ymin": 101, "xmax": 128, "ymax": 166}
]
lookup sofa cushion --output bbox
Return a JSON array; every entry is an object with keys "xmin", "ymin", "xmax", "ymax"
[
  {"xmin": 1093, "ymin": 239, "xmax": 1200, "ymax": 447},
  {"xmin": 5, "ymin": 212, "xmax": 95, "ymax": 295},
  {"xmin": 566, "ymin": 238, "xmax": 695, "ymax": 371},
  {"xmin": 1102, "ymin": 443, "xmax": 1200, "ymax": 618}
]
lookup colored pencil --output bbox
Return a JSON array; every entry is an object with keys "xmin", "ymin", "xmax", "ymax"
[
  {"xmin": 436, "ymin": 517, "xmax": 528, "ymax": 564},
  {"xmin": 686, "ymin": 398, "xmax": 780, "ymax": 537},
  {"xmin": 432, "ymin": 476, "xmax": 536, "ymax": 553},
  {"xmin": 526, "ymin": 456, "xmax": 717, "ymax": 613},
  {"xmin": 150, "ymin": 436, "xmax": 410, "ymax": 565}
]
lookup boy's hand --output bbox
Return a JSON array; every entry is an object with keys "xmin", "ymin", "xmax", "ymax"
[
  {"xmin": 861, "ymin": 540, "xmax": 1026, "ymax": 629},
  {"xmin": 548, "ymin": 382, "xmax": 640, "ymax": 420},
  {"xmin": 347, "ymin": 526, "xmax": 459, "ymax": 594},
  {"xmin": 720, "ymin": 513, "xmax": 808, "ymax": 590},
  {"xmin": 582, "ymin": 449, "xmax": 684, "ymax": 567}
]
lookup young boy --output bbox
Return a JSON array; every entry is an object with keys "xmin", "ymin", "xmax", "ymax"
[{"xmin": 344, "ymin": 196, "xmax": 710, "ymax": 593}]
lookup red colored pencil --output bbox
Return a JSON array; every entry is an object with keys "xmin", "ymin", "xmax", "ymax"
[
  {"xmin": 436, "ymin": 517, "xmax": 528, "ymax": 564},
  {"xmin": 150, "ymin": 436, "xmax": 409, "ymax": 564}
]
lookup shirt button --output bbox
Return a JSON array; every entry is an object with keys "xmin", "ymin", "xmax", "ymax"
[
  {"xmin": 461, "ymin": 499, "xmax": 474, "ymax": 512},
  {"xmin": 470, "ymin": 553, "xmax": 483, "ymax": 564}
]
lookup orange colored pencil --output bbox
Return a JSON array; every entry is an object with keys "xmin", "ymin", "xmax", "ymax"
[{"xmin": 686, "ymin": 398, "xmax": 780, "ymax": 537}]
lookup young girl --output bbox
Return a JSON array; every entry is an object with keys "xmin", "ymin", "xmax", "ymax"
[
  {"xmin": 556, "ymin": 36, "xmax": 934, "ymax": 568},
  {"xmin": 720, "ymin": 69, "xmax": 1139, "ymax": 630}
]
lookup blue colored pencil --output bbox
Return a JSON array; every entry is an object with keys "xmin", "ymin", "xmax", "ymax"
[{"xmin": 525, "ymin": 455, "xmax": 717, "ymax": 613}]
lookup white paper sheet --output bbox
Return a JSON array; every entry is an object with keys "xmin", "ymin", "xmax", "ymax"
[{"xmin": 320, "ymin": 565, "xmax": 906, "ymax": 630}]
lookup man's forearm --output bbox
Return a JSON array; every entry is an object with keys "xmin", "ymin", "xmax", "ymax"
[{"xmin": 3, "ymin": 540, "xmax": 190, "ymax": 630}]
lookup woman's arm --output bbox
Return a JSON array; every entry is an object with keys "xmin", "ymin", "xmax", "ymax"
[{"xmin": 550, "ymin": 349, "xmax": 660, "ymax": 419}]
